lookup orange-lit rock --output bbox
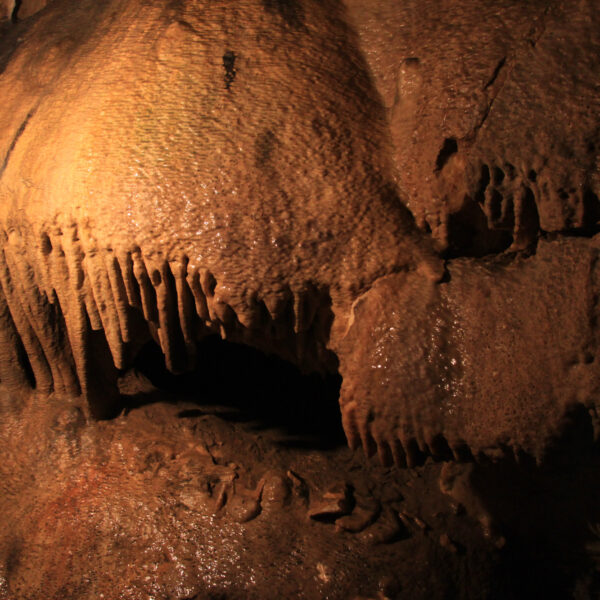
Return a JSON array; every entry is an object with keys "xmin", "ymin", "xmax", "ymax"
[
  {"xmin": 345, "ymin": 0, "xmax": 600, "ymax": 254},
  {"xmin": 0, "ymin": 0, "xmax": 599, "ymax": 464},
  {"xmin": 0, "ymin": 2, "xmax": 599, "ymax": 596}
]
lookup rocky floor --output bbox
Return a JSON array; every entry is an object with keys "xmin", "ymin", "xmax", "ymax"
[{"xmin": 0, "ymin": 339, "xmax": 600, "ymax": 599}]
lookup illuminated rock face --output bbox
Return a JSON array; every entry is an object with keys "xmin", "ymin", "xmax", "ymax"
[
  {"xmin": 0, "ymin": 0, "xmax": 598, "ymax": 465},
  {"xmin": 345, "ymin": 0, "xmax": 600, "ymax": 255}
]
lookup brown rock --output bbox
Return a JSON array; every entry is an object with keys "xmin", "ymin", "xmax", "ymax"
[
  {"xmin": 0, "ymin": 0, "xmax": 597, "ymax": 470},
  {"xmin": 358, "ymin": 508, "xmax": 408, "ymax": 546},
  {"xmin": 335, "ymin": 497, "xmax": 381, "ymax": 534},
  {"xmin": 226, "ymin": 494, "xmax": 261, "ymax": 524},
  {"xmin": 259, "ymin": 471, "xmax": 291, "ymax": 507},
  {"xmin": 345, "ymin": 0, "xmax": 600, "ymax": 254},
  {"xmin": 308, "ymin": 484, "xmax": 353, "ymax": 522}
]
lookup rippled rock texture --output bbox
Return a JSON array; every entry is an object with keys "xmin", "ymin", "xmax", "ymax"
[{"xmin": 0, "ymin": 0, "xmax": 599, "ymax": 598}]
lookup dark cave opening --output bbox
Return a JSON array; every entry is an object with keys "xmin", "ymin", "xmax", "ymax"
[
  {"xmin": 471, "ymin": 405, "xmax": 600, "ymax": 599},
  {"xmin": 435, "ymin": 137, "xmax": 458, "ymax": 172},
  {"xmin": 10, "ymin": 0, "xmax": 22, "ymax": 23},
  {"xmin": 119, "ymin": 335, "xmax": 346, "ymax": 451},
  {"xmin": 444, "ymin": 199, "xmax": 513, "ymax": 258}
]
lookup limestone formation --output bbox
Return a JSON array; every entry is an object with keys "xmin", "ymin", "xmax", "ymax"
[
  {"xmin": 0, "ymin": 0, "xmax": 598, "ymax": 467},
  {"xmin": 345, "ymin": 0, "xmax": 600, "ymax": 255}
]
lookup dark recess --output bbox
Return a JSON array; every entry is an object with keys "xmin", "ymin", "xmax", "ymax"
[
  {"xmin": 124, "ymin": 335, "xmax": 345, "ymax": 450},
  {"xmin": 16, "ymin": 331, "xmax": 36, "ymax": 389},
  {"xmin": 473, "ymin": 405, "xmax": 600, "ymax": 598},
  {"xmin": 11, "ymin": 0, "xmax": 22, "ymax": 22},
  {"xmin": 445, "ymin": 200, "xmax": 512, "ymax": 258},
  {"xmin": 435, "ymin": 137, "xmax": 458, "ymax": 172},
  {"xmin": 222, "ymin": 50, "xmax": 236, "ymax": 90},
  {"xmin": 255, "ymin": 129, "xmax": 277, "ymax": 167},
  {"xmin": 583, "ymin": 189, "xmax": 600, "ymax": 228},
  {"xmin": 262, "ymin": 0, "xmax": 305, "ymax": 29}
]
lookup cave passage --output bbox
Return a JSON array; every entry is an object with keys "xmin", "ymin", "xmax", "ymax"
[{"xmin": 120, "ymin": 335, "xmax": 346, "ymax": 450}]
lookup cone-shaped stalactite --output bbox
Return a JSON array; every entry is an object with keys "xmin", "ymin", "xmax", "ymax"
[{"xmin": 0, "ymin": 226, "xmax": 336, "ymax": 420}]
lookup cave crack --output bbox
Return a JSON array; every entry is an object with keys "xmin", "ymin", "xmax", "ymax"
[
  {"xmin": 465, "ymin": 3, "xmax": 552, "ymax": 145},
  {"xmin": 483, "ymin": 56, "xmax": 506, "ymax": 90},
  {"xmin": 0, "ymin": 107, "xmax": 36, "ymax": 179}
]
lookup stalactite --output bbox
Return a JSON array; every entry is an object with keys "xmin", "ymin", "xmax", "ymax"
[
  {"xmin": 50, "ymin": 229, "xmax": 92, "ymax": 398},
  {"xmin": 84, "ymin": 250, "xmax": 126, "ymax": 369},
  {"xmin": 234, "ymin": 289, "xmax": 263, "ymax": 331},
  {"xmin": 0, "ymin": 284, "xmax": 32, "ymax": 389},
  {"xmin": 105, "ymin": 252, "xmax": 133, "ymax": 344},
  {"xmin": 0, "ymin": 247, "xmax": 54, "ymax": 393},
  {"xmin": 3, "ymin": 243, "xmax": 72, "ymax": 392},
  {"xmin": 172, "ymin": 258, "xmax": 198, "ymax": 370},
  {"xmin": 117, "ymin": 251, "xmax": 142, "ymax": 311},
  {"xmin": 186, "ymin": 268, "xmax": 209, "ymax": 325},
  {"xmin": 148, "ymin": 258, "xmax": 187, "ymax": 373},
  {"xmin": 82, "ymin": 280, "xmax": 104, "ymax": 332},
  {"xmin": 132, "ymin": 250, "xmax": 158, "ymax": 324}
]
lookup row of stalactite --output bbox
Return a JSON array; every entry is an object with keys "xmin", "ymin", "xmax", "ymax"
[{"xmin": 0, "ymin": 224, "xmax": 335, "ymax": 417}]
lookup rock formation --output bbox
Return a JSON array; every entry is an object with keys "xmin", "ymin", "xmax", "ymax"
[
  {"xmin": 1, "ymin": 1, "xmax": 600, "ymax": 598},
  {"xmin": 0, "ymin": 0, "xmax": 599, "ymax": 467}
]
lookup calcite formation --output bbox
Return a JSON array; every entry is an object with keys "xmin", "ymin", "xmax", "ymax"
[
  {"xmin": 0, "ymin": 0, "xmax": 598, "ymax": 467},
  {"xmin": 345, "ymin": 0, "xmax": 600, "ymax": 254}
]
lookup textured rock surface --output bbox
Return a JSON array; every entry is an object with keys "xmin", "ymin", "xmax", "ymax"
[
  {"xmin": 0, "ymin": 0, "xmax": 437, "ymax": 422},
  {"xmin": 340, "ymin": 236, "xmax": 600, "ymax": 462},
  {"xmin": 0, "ymin": 0, "xmax": 600, "ymax": 596},
  {"xmin": 345, "ymin": 0, "xmax": 600, "ymax": 254},
  {"xmin": 0, "ymin": 0, "xmax": 598, "ymax": 465},
  {"xmin": 1, "ymin": 371, "xmax": 599, "ymax": 599}
]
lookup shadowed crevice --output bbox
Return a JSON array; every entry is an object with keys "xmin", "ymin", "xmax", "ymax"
[
  {"xmin": 222, "ymin": 50, "xmax": 236, "ymax": 90},
  {"xmin": 472, "ymin": 406, "xmax": 600, "ymax": 598},
  {"xmin": 122, "ymin": 335, "xmax": 345, "ymax": 450},
  {"xmin": 262, "ymin": 0, "xmax": 305, "ymax": 29},
  {"xmin": 435, "ymin": 137, "xmax": 458, "ymax": 172},
  {"xmin": 484, "ymin": 56, "xmax": 506, "ymax": 90},
  {"xmin": 0, "ymin": 108, "xmax": 35, "ymax": 179},
  {"xmin": 10, "ymin": 0, "xmax": 22, "ymax": 22}
]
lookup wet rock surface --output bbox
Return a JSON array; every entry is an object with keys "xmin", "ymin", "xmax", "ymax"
[
  {"xmin": 0, "ymin": 1, "xmax": 599, "ymax": 598},
  {"xmin": 0, "ymin": 0, "xmax": 598, "ymax": 466},
  {"xmin": 345, "ymin": 0, "xmax": 600, "ymax": 255},
  {"xmin": 0, "ymin": 370, "xmax": 600, "ymax": 599}
]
